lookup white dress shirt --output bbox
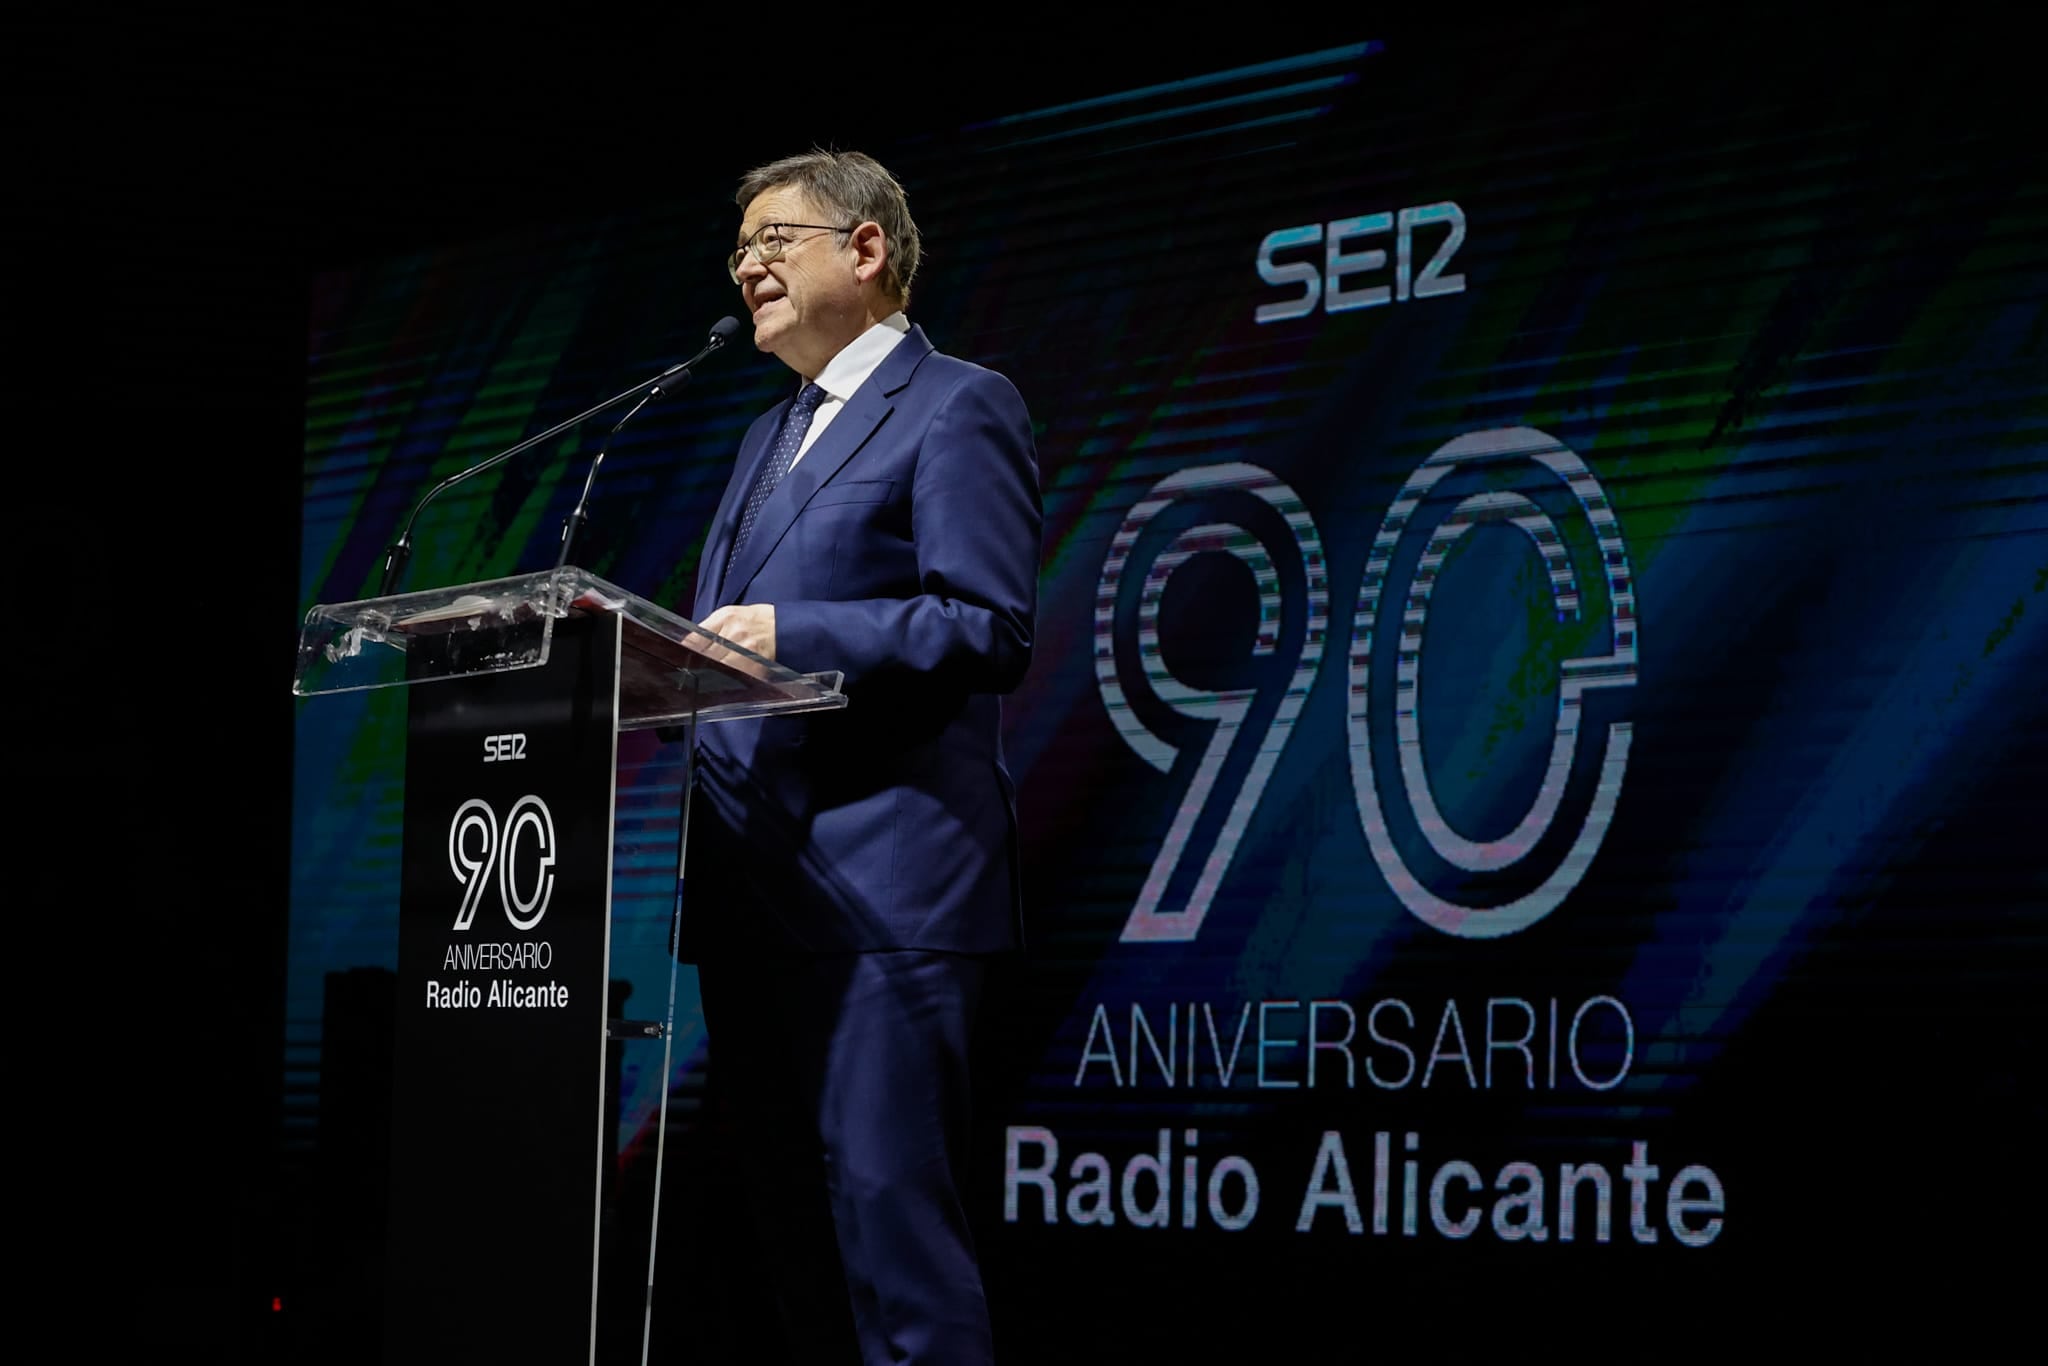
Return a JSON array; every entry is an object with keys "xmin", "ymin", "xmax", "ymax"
[{"xmin": 790, "ymin": 311, "xmax": 911, "ymax": 468}]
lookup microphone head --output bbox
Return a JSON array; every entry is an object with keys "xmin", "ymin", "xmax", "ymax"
[{"xmin": 709, "ymin": 316, "xmax": 742, "ymax": 346}]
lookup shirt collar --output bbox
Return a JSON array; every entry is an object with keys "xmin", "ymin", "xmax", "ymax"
[{"xmin": 810, "ymin": 311, "xmax": 911, "ymax": 402}]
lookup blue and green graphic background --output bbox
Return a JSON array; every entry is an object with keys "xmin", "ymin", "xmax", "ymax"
[{"xmin": 288, "ymin": 24, "xmax": 2044, "ymax": 1359}]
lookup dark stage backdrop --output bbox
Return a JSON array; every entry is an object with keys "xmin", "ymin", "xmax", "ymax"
[{"xmin": 285, "ymin": 19, "xmax": 2044, "ymax": 1362}]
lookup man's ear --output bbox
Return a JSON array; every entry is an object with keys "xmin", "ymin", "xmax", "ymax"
[{"xmin": 850, "ymin": 220, "xmax": 889, "ymax": 287}]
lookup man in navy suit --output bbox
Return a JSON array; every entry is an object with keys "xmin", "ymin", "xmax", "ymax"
[{"xmin": 679, "ymin": 149, "xmax": 1040, "ymax": 1364}]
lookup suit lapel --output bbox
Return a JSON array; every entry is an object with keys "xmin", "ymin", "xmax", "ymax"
[
  {"xmin": 719, "ymin": 325, "xmax": 936, "ymax": 606},
  {"xmin": 696, "ymin": 402, "xmax": 787, "ymax": 619}
]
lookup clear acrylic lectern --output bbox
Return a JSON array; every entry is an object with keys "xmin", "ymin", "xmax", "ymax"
[{"xmin": 295, "ymin": 567, "xmax": 845, "ymax": 1365}]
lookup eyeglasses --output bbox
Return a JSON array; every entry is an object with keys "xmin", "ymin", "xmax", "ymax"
[{"xmin": 728, "ymin": 222, "xmax": 856, "ymax": 283}]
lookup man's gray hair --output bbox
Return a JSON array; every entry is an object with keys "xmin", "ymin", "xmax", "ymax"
[{"xmin": 736, "ymin": 149, "xmax": 922, "ymax": 308}]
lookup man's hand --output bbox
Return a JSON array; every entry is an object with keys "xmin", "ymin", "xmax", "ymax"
[{"xmin": 701, "ymin": 603, "xmax": 776, "ymax": 662}]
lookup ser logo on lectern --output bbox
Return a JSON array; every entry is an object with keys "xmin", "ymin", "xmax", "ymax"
[
  {"xmin": 482, "ymin": 732, "xmax": 528, "ymax": 762},
  {"xmin": 445, "ymin": 795, "xmax": 558, "ymax": 931},
  {"xmin": 1096, "ymin": 427, "xmax": 1637, "ymax": 944}
]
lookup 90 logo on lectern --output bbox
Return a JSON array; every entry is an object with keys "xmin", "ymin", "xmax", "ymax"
[
  {"xmin": 1097, "ymin": 427, "xmax": 1638, "ymax": 943},
  {"xmin": 447, "ymin": 796, "xmax": 558, "ymax": 931}
]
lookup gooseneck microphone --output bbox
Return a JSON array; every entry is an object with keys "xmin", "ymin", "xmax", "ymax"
[
  {"xmin": 378, "ymin": 315, "xmax": 743, "ymax": 596},
  {"xmin": 554, "ymin": 316, "xmax": 743, "ymax": 573}
]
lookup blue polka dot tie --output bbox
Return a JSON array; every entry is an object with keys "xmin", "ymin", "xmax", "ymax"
[{"xmin": 727, "ymin": 382, "xmax": 827, "ymax": 574}]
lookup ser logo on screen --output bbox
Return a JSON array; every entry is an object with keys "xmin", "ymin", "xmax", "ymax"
[
  {"xmin": 1254, "ymin": 202, "xmax": 1466, "ymax": 324},
  {"xmin": 1097, "ymin": 428, "xmax": 1636, "ymax": 943}
]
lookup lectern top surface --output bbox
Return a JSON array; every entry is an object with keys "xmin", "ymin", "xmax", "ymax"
[{"xmin": 293, "ymin": 567, "xmax": 845, "ymax": 723}]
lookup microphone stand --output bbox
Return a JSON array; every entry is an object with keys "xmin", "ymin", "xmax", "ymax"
[
  {"xmin": 553, "ymin": 384, "xmax": 662, "ymax": 574},
  {"xmin": 379, "ymin": 322, "xmax": 737, "ymax": 597}
]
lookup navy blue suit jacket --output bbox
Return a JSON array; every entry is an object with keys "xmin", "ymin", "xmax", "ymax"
[{"xmin": 681, "ymin": 325, "xmax": 1041, "ymax": 956}]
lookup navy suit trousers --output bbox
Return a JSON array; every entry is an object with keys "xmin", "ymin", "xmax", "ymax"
[{"xmin": 699, "ymin": 951, "xmax": 992, "ymax": 1366}]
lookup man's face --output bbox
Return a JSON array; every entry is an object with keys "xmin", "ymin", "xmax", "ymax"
[{"xmin": 735, "ymin": 186, "xmax": 865, "ymax": 376}]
